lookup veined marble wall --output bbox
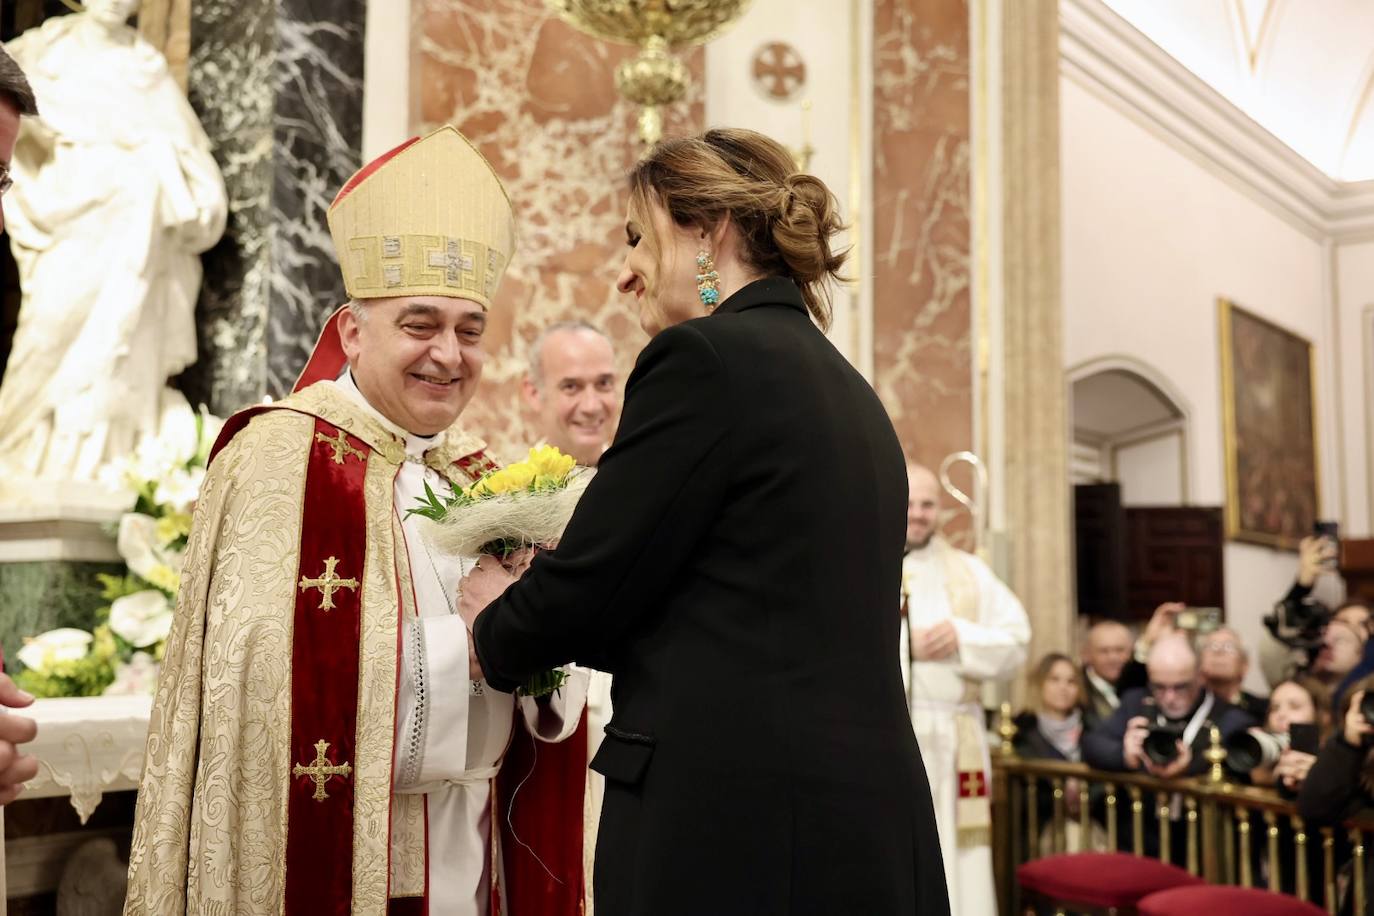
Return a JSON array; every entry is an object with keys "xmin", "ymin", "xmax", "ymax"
[
  {"xmin": 411, "ymin": 1, "xmax": 704, "ymax": 461},
  {"xmin": 183, "ymin": 0, "xmax": 365, "ymax": 415},
  {"xmin": 872, "ymin": 0, "xmax": 974, "ymax": 526}
]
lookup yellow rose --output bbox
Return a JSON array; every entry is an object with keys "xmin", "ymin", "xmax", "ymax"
[
  {"xmin": 501, "ymin": 463, "xmax": 537, "ymax": 492},
  {"xmin": 527, "ymin": 445, "xmax": 575, "ymax": 480}
]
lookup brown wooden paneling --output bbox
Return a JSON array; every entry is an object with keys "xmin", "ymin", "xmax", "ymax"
[
  {"xmin": 1074, "ymin": 483, "xmax": 1127, "ymax": 620},
  {"xmin": 1124, "ymin": 507, "xmax": 1225, "ymax": 621}
]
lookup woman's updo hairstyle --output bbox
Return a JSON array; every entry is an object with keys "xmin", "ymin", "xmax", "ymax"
[{"xmin": 627, "ymin": 127, "xmax": 848, "ymax": 330}]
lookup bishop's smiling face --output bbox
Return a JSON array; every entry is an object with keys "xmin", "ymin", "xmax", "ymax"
[{"xmin": 339, "ymin": 295, "xmax": 487, "ymax": 436}]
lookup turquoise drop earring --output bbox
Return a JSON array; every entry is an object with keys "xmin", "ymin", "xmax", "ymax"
[{"xmin": 696, "ymin": 251, "xmax": 720, "ymax": 311}]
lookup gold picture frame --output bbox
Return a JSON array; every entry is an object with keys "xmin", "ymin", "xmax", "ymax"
[{"xmin": 1218, "ymin": 298, "xmax": 1319, "ymax": 549}]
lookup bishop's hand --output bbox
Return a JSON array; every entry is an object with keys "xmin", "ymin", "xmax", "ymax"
[{"xmin": 458, "ymin": 554, "xmax": 525, "ymax": 681}]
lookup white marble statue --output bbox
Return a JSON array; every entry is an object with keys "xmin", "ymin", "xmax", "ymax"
[{"xmin": 0, "ymin": 0, "xmax": 227, "ymax": 488}]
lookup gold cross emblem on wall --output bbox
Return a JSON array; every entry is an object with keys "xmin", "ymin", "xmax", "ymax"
[
  {"xmin": 298, "ymin": 556, "xmax": 360, "ymax": 611},
  {"xmin": 316, "ymin": 430, "xmax": 365, "ymax": 465},
  {"xmin": 293, "ymin": 739, "xmax": 353, "ymax": 802}
]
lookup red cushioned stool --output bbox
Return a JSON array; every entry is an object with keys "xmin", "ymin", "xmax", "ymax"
[
  {"xmin": 1017, "ymin": 852, "xmax": 1205, "ymax": 914},
  {"xmin": 1137, "ymin": 886, "xmax": 1327, "ymax": 916}
]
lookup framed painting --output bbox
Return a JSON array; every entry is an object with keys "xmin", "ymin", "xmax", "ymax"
[{"xmin": 1218, "ymin": 298, "xmax": 1319, "ymax": 549}]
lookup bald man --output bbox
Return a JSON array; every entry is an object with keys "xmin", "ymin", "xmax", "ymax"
[{"xmin": 901, "ymin": 462, "xmax": 1029, "ymax": 916}]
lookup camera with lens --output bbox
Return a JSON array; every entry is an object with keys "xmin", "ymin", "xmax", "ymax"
[
  {"xmin": 1224, "ymin": 729, "xmax": 1289, "ymax": 773},
  {"xmin": 1263, "ymin": 594, "xmax": 1332, "ymax": 654},
  {"xmin": 1142, "ymin": 721, "xmax": 1186, "ymax": 766}
]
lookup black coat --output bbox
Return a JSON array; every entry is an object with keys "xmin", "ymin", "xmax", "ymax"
[{"xmin": 474, "ymin": 278, "xmax": 949, "ymax": 916}]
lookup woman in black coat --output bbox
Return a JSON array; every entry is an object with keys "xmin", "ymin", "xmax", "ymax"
[{"xmin": 471, "ymin": 129, "xmax": 949, "ymax": 916}]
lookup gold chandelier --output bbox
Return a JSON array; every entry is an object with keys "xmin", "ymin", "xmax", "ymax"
[{"xmin": 545, "ymin": 0, "xmax": 753, "ymax": 144}]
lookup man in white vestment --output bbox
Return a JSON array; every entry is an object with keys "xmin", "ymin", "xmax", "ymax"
[
  {"xmin": 901, "ymin": 462, "xmax": 1031, "ymax": 916},
  {"xmin": 125, "ymin": 127, "xmax": 587, "ymax": 916},
  {"xmin": 523, "ymin": 318, "xmax": 621, "ymax": 913}
]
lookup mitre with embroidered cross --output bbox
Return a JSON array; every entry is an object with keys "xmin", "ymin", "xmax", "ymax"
[{"xmin": 295, "ymin": 125, "xmax": 519, "ymax": 392}]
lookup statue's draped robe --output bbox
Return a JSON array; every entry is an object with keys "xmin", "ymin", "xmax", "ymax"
[
  {"xmin": 0, "ymin": 15, "xmax": 226, "ymax": 480},
  {"xmin": 124, "ymin": 381, "xmax": 585, "ymax": 916}
]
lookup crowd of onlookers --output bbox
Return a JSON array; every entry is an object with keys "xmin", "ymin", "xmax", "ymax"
[{"xmin": 1011, "ymin": 535, "xmax": 1374, "ymax": 910}]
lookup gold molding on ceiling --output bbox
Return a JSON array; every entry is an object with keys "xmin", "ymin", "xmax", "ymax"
[
  {"xmin": 1340, "ymin": 54, "xmax": 1374, "ymax": 176},
  {"xmin": 1230, "ymin": 0, "xmax": 1281, "ymax": 75}
]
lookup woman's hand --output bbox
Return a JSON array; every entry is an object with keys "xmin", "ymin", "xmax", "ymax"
[
  {"xmin": 1345, "ymin": 690, "xmax": 1374, "ymax": 748},
  {"xmin": 1273, "ymin": 749, "xmax": 1317, "ymax": 791}
]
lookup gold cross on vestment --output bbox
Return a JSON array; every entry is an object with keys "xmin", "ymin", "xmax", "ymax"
[
  {"xmin": 961, "ymin": 771, "xmax": 986, "ymax": 797},
  {"xmin": 298, "ymin": 556, "xmax": 360, "ymax": 611},
  {"xmin": 293, "ymin": 739, "xmax": 353, "ymax": 802},
  {"xmin": 316, "ymin": 430, "xmax": 365, "ymax": 465}
]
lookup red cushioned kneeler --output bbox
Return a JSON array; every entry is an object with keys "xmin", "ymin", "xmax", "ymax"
[
  {"xmin": 1138, "ymin": 885, "xmax": 1327, "ymax": 916},
  {"xmin": 1018, "ymin": 852, "xmax": 1205, "ymax": 910}
]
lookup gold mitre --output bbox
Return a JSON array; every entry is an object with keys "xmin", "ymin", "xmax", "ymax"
[{"xmin": 327, "ymin": 125, "xmax": 517, "ymax": 308}]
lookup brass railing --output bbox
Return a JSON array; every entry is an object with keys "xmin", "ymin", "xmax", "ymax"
[{"xmin": 991, "ymin": 707, "xmax": 1374, "ymax": 915}]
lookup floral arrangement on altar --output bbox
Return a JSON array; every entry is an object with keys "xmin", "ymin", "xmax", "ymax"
[
  {"xmin": 14, "ymin": 407, "xmax": 223, "ymax": 698},
  {"xmin": 410, "ymin": 444, "xmax": 588, "ymax": 697}
]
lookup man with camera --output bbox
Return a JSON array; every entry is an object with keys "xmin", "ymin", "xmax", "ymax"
[
  {"xmin": 1084, "ymin": 634, "xmax": 1256, "ymax": 779},
  {"xmin": 1083, "ymin": 634, "xmax": 1257, "ymax": 859}
]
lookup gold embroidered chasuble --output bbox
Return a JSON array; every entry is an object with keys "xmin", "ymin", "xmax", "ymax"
[{"xmin": 123, "ymin": 381, "xmax": 489, "ymax": 915}]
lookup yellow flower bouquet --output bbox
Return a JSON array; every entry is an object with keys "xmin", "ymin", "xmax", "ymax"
[{"xmin": 409, "ymin": 445, "xmax": 590, "ymax": 696}]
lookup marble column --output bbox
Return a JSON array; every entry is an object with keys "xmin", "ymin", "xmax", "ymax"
[
  {"xmin": 1000, "ymin": 0, "xmax": 1073, "ymax": 662},
  {"xmin": 872, "ymin": 0, "xmax": 975, "ymax": 545},
  {"xmin": 180, "ymin": 0, "xmax": 366, "ymax": 416}
]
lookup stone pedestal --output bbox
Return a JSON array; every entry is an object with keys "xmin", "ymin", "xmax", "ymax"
[{"xmin": 0, "ymin": 505, "xmax": 124, "ymax": 670}]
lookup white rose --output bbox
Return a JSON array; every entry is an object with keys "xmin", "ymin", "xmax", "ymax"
[
  {"xmin": 118, "ymin": 513, "xmax": 183, "ymax": 581},
  {"xmin": 153, "ymin": 466, "xmax": 206, "ymax": 514},
  {"xmin": 103, "ymin": 651, "xmax": 159, "ymax": 696},
  {"xmin": 156, "ymin": 397, "xmax": 201, "ymax": 469},
  {"xmin": 17, "ymin": 628, "xmax": 94, "ymax": 673},
  {"xmin": 109, "ymin": 591, "xmax": 174, "ymax": 648}
]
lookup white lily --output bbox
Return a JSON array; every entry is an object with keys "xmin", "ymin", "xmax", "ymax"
[
  {"xmin": 103, "ymin": 651, "xmax": 159, "ymax": 696},
  {"xmin": 118, "ymin": 513, "xmax": 184, "ymax": 582},
  {"xmin": 17, "ymin": 628, "xmax": 94, "ymax": 673},
  {"xmin": 109, "ymin": 590, "xmax": 174, "ymax": 648},
  {"xmin": 153, "ymin": 466, "xmax": 206, "ymax": 514}
]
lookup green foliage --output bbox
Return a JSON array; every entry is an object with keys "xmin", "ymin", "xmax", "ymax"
[
  {"xmin": 13, "ymin": 626, "xmax": 119, "ymax": 698},
  {"xmin": 405, "ymin": 480, "xmax": 465, "ymax": 522},
  {"xmin": 97, "ymin": 573, "xmax": 149, "ymax": 602},
  {"xmin": 518, "ymin": 668, "xmax": 568, "ymax": 699}
]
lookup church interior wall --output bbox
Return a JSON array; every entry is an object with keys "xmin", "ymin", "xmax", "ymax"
[
  {"xmin": 703, "ymin": 0, "xmax": 869, "ymax": 374},
  {"xmin": 406, "ymin": 0, "xmax": 704, "ymax": 461},
  {"xmin": 871, "ymin": 0, "xmax": 975, "ymax": 523},
  {"xmin": 1336, "ymin": 239, "xmax": 1374, "ymax": 538},
  {"xmin": 1060, "ymin": 73, "xmax": 1339, "ymax": 692}
]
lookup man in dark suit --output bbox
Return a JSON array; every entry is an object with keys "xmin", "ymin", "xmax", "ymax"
[
  {"xmin": 1083, "ymin": 633, "xmax": 1257, "ymax": 861},
  {"xmin": 1198, "ymin": 626, "xmax": 1269, "ymax": 723},
  {"xmin": 1081, "ymin": 619, "xmax": 1139, "ymax": 731},
  {"xmin": 470, "ymin": 277, "xmax": 948, "ymax": 916}
]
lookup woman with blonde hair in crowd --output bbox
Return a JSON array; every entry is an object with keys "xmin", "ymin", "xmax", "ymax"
[{"xmin": 1014, "ymin": 652, "xmax": 1105, "ymax": 853}]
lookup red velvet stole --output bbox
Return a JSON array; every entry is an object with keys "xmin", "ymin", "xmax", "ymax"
[
  {"xmin": 282, "ymin": 418, "xmax": 371, "ymax": 914},
  {"xmin": 495, "ymin": 712, "xmax": 589, "ymax": 916}
]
